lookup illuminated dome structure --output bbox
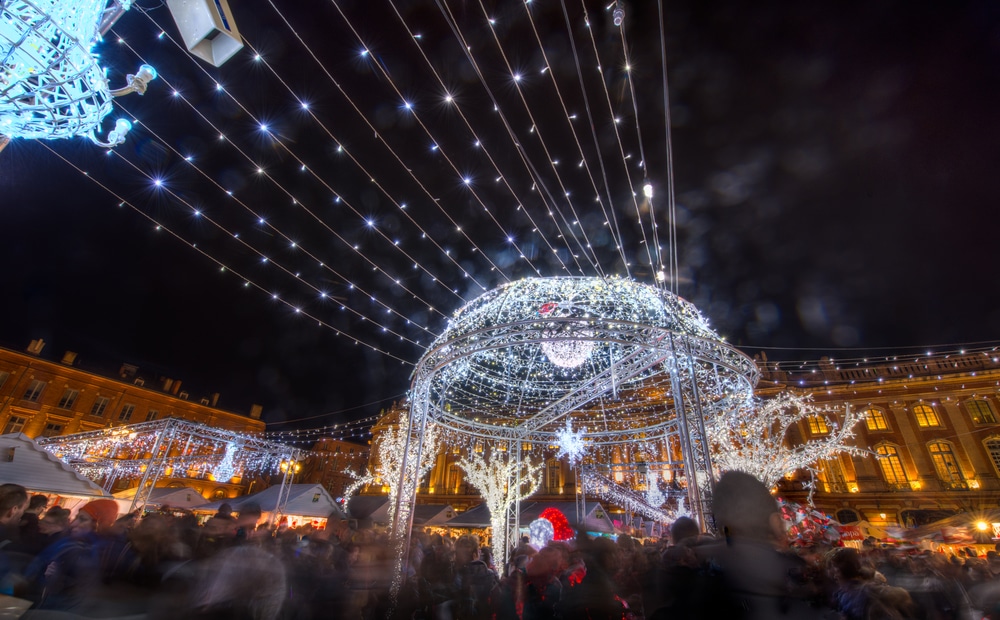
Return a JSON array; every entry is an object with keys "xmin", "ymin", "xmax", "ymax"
[{"xmin": 395, "ymin": 276, "xmax": 760, "ymax": 536}]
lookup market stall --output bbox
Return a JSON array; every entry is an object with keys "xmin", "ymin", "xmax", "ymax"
[
  {"xmin": 0, "ymin": 433, "xmax": 109, "ymax": 510},
  {"xmin": 197, "ymin": 483, "xmax": 344, "ymax": 529}
]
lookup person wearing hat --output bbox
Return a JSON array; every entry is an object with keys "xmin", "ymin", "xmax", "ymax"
[{"xmin": 23, "ymin": 499, "xmax": 120, "ymax": 610}]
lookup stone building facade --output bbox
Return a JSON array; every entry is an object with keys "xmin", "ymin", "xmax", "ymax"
[{"xmin": 0, "ymin": 339, "xmax": 265, "ymax": 498}]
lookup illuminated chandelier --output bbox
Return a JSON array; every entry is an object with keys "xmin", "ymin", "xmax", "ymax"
[{"xmin": 0, "ymin": 0, "xmax": 156, "ymax": 148}]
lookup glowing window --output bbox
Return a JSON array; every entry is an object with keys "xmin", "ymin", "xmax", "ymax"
[
  {"xmin": 928, "ymin": 441, "xmax": 964, "ymax": 485},
  {"xmin": 967, "ymin": 399, "xmax": 997, "ymax": 425},
  {"xmin": 864, "ymin": 407, "xmax": 889, "ymax": 431},
  {"xmin": 913, "ymin": 404, "xmax": 940, "ymax": 428},
  {"xmin": 808, "ymin": 416, "xmax": 829, "ymax": 434},
  {"xmin": 985, "ymin": 438, "xmax": 1000, "ymax": 476},
  {"xmin": 876, "ymin": 445, "xmax": 907, "ymax": 486}
]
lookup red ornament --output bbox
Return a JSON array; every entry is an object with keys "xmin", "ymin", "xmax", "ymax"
[{"xmin": 539, "ymin": 507, "xmax": 574, "ymax": 541}]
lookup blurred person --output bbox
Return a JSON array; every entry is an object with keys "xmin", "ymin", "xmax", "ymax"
[
  {"xmin": 559, "ymin": 535, "xmax": 631, "ymax": 620},
  {"xmin": 693, "ymin": 470, "xmax": 825, "ymax": 619},
  {"xmin": 15, "ymin": 494, "xmax": 48, "ymax": 550},
  {"xmin": 828, "ymin": 547, "xmax": 915, "ymax": 620},
  {"xmin": 0, "ymin": 484, "xmax": 28, "ymax": 595},
  {"xmin": 235, "ymin": 503, "xmax": 262, "ymax": 541},
  {"xmin": 0, "ymin": 484, "xmax": 28, "ymax": 545},
  {"xmin": 452, "ymin": 534, "xmax": 499, "ymax": 619},
  {"xmin": 23, "ymin": 498, "xmax": 119, "ymax": 611}
]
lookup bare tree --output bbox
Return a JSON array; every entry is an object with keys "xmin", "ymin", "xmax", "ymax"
[
  {"xmin": 458, "ymin": 445, "xmax": 543, "ymax": 568},
  {"xmin": 707, "ymin": 392, "xmax": 863, "ymax": 495}
]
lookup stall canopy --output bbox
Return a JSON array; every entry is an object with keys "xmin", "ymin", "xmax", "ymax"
[
  {"xmin": 414, "ymin": 504, "xmax": 456, "ymax": 526},
  {"xmin": 198, "ymin": 483, "xmax": 345, "ymax": 520},
  {"xmin": 347, "ymin": 495, "xmax": 389, "ymax": 526},
  {"xmin": 113, "ymin": 486, "xmax": 208, "ymax": 513},
  {"xmin": 0, "ymin": 433, "xmax": 109, "ymax": 500},
  {"xmin": 906, "ymin": 510, "xmax": 1000, "ymax": 542},
  {"xmin": 444, "ymin": 501, "xmax": 616, "ymax": 535}
]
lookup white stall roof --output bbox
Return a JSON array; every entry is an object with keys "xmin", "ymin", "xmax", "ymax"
[
  {"xmin": 198, "ymin": 483, "xmax": 345, "ymax": 519},
  {"xmin": 0, "ymin": 433, "xmax": 109, "ymax": 498}
]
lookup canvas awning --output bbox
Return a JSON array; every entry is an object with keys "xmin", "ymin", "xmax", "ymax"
[
  {"xmin": 113, "ymin": 485, "xmax": 209, "ymax": 512},
  {"xmin": 0, "ymin": 433, "xmax": 109, "ymax": 500},
  {"xmin": 197, "ymin": 483, "xmax": 345, "ymax": 519}
]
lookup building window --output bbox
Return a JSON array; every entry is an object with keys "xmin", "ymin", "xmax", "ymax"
[
  {"xmin": 447, "ymin": 464, "xmax": 461, "ymax": 491},
  {"xmin": 808, "ymin": 416, "xmax": 829, "ymax": 435},
  {"xmin": 836, "ymin": 509, "xmax": 860, "ymax": 524},
  {"xmin": 145, "ymin": 410, "xmax": 158, "ymax": 422},
  {"xmin": 928, "ymin": 441, "xmax": 965, "ymax": 488},
  {"xmin": 41, "ymin": 423, "xmax": 63, "ymax": 437},
  {"xmin": 875, "ymin": 444, "xmax": 908, "ymax": 487},
  {"xmin": 912, "ymin": 403, "xmax": 941, "ymax": 428},
  {"xmin": 966, "ymin": 399, "xmax": 997, "ymax": 425},
  {"xmin": 3, "ymin": 416, "xmax": 26, "ymax": 434},
  {"xmin": 212, "ymin": 488, "xmax": 227, "ymax": 499},
  {"xmin": 57, "ymin": 389, "xmax": 79, "ymax": 410},
  {"xmin": 22, "ymin": 380, "xmax": 46, "ymax": 402},
  {"xmin": 118, "ymin": 403, "xmax": 136, "ymax": 422},
  {"xmin": 985, "ymin": 438, "xmax": 1000, "ymax": 476},
  {"xmin": 0, "ymin": 371, "xmax": 9, "ymax": 390},
  {"xmin": 90, "ymin": 397, "xmax": 110, "ymax": 417},
  {"xmin": 864, "ymin": 407, "xmax": 889, "ymax": 431},
  {"xmin": 818, "ymin": 457, "xmax": 848, "ymax": 493},
  {"xmin": 547, "ymin": 461, "xmax": 561, "ymax": 492}
]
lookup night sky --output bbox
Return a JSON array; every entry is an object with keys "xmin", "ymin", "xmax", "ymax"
[{"xmin": 1, "ymin": 0, "xmax": 998, "ymax": 427}]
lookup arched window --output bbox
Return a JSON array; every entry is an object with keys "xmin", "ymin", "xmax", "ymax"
[
  {"xmin": 912, "ymin": 403, "xmax": 941, "ymax": 428},
  {"xmin": 863, "ymin": 407, "xmax": 889, "ymax": 432},
  {"xmin": 985, "ymin": 437, "xmax": 1000, "ymax": 476},
  {"xmin": 211, "ymin": 488, "xmax": 227, "ymax": 499},
  {"xmin": 966, "ymin": 399, "xmax": 997, "ymax": 425},
  {"xmin": 836, "ymin": 509, "xmax": 859, "ymax": 524},
  {"xmin": 928, "ymin": 441, "xmax": 965, "ymax": 488},
  {"xmin": 875, "ymin": 444, "xmax": 908, "ymax": 488}
]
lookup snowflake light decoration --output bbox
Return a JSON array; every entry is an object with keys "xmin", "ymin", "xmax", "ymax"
[{"xmin": 556, "ymin": 419, "xmax": 587, "ymax": 464}]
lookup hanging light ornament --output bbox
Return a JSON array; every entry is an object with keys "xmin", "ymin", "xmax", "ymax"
[
  {"xmin": 538, "ymin": 301, "xmax": 594, "ymax": 368},
  {"xmin": 0, "ymin": 0, "xmax": 156, "ymax": 149}
]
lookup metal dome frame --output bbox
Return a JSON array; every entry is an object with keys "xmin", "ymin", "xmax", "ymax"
[{"xmin": 392, "ymin": 276, "xmax": 758, "ymax": 575}]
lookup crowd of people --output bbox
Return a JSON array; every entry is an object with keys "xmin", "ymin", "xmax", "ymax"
[{"xmin": 3, "ymin": 472, "xmax": 1000, "ymax": 619}]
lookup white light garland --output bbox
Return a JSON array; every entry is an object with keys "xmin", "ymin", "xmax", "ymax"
[
  {"xmin": 457, "ymin": 446, "xmax": 542, "ymax": 569},
  {"xmin": 706, "ymin": 392, "xmax": 864, "ymax": 490}
]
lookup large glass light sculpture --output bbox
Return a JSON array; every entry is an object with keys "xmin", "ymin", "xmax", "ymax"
[{"xmin": 0, "ymin": 0, "xmax": 154, "ymax": 148}]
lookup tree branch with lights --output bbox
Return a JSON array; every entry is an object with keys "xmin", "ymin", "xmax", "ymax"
[
  {"xmin": 706, "ymin": 392, "xmax": 863, "ymax": 498},
  {"xmin": 457, "ymin": 445, "xmax": 543, "ymax": 567}
]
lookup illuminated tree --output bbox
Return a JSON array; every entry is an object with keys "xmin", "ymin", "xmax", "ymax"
[
  {"xmin": 457, "ymin": 446, "xmax": 543, "ymax": 567},
  {"xmin": 706, "ymin": 392, "xmax": 863, "ymax": 492},
  {"xmin": 372, "ymin": 419, "xmax": 441, "ymax": 524}
]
